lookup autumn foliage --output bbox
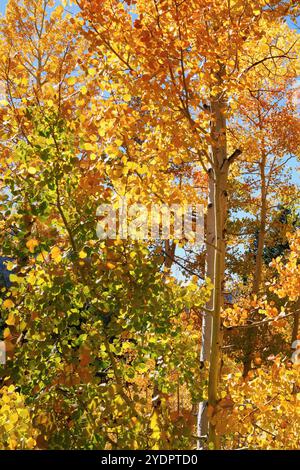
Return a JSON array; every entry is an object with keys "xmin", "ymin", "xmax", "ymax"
[{"xmin": 0, "ymin": 0, "xmax": 299, "ymax": 450}]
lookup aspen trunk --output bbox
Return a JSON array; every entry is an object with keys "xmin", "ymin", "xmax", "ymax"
[
  {"xmin": 243, "ymin": 155, "xmax": 267, "ymax": 377},
  {"xmin": 197, "ymin": 168, "xmax": 215, "ymax": 447},
  {"xmin": 198, "ymin": 85, "xmax": 229, "ymax": 449},
  {"xmin": 253, "ymin": 157, "xmax": 267, "ymax": 294},
  {"xmin": 207, "ymin": 87, "xmax": 228, "ymax": 449},
  {"xmin": 207, "ymin": 176, "xmax": 222, "ymax": 449}
]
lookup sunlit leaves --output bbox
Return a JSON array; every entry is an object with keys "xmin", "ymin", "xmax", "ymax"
[
  {"xmin": 0, "ymin": 386, "xmax": 38, "ymax": 450},
  {"xmin": 50, "ymin": 247, "xmax": 62, "ymax": 263},
  {"xmin": 0, "ymin": 0, "xmax": 298, "ymax": 452},
  {"xmin": 269, "ymin": 231, "xmax": 300, "ymax": 301}
]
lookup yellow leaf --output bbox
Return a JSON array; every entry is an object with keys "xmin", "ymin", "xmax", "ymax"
[
  {"xmin": 106, "ymin": 262, "xmax": 116, "ymax": 269},
  {"xmin": 9, "ymin": 273, "xmax": 22, "ymax": 284},
  {"xmin": 6, "ymin": 261, "xmax": 15, "ymax": 271},
  {"xmin": 115, "ymin": 137, "xmax": 123, "ymax": 147},
  {"xmin": 6, "ymin": 313, "xmax": 15, "ymax": 326},
  {"xmin": 4, "ymin": 421, "xmax": 14, "ymax": 432},
  {"xmin": 28, "ymin": 167, "xmax": 37, "ymax": 175},
  {"xmin": 50, "ymin": 246, "xmax": 62, "ymax": 263},
  {"xmin": 67, "ymin": 76, "xmax": 76, "ymax": 86},
  {"xmin": 26, "ymin": 437, "xmax": 36, "ymax": 449},
  {"xmin": 150, "ymin": 410, "xmax": 160, "ymax": 448},
  {"xmin": 36, "ymin": 250, "xmax": 48, "ymax": 262},
  {"xmin": 79, "ymin": 250, "xmax": 87, "ymax": 259},
  {"xmin": 10, "ymin": 413, "xmax": 19, "ymax": 424},
  {"xmin": 3, "ymin": 299, "xmax": 14, "ymax": 309},
  {"xmin": 3, "ymin": 327, "xmax": 10, "ymax": 339},
  {"xmin": 81, "ymin": 85, "xmax": 88, "ymax": 95},
  {"xmin": 26, "ymin": 238, "xmax": 39, "ymax": 253},
  {"xmin": 3, "ymin": 393, "xmax": 10, "ymax": 403},
  {"xmin": 27, "ymin": 272, "xmax": 36, "ymax": 285},
  {"xmin": 83, "ymin": 142, "xmax": 94, "ymax": 151},
  {"xmin": 88, "ymin": 68, "xmax": 96, "ymax": 77}
]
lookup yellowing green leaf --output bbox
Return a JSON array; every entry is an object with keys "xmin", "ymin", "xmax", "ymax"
[
  {"xmin": 67, "ymin": 76, "xmax": 76, "ymax": 86},
  {"xmin": 9, "ymin": 274, "xmax": 22, "ymax": 284},
  {"xmin": 83, "ymin": 142, "xmax": 94, "ymax": 151},
  {"xmin": 6, "ymin": 262, "xmax": 15, "ymax": 271}
]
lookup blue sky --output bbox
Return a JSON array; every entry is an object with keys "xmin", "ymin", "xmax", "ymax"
[
  {"xmin": 0, "ymin": 0, "xmax": 298, "ymax": 281},
  {"xmin": 0, "ymin": 0, "xmax": 298, "ymax": 188},
  {"xmin": 0, "ymin": 1, "xmax": 6, "ymax": 14},
  {"xmin": 0, "ymin": 0, "xmax": 72, "ymax": 13}
]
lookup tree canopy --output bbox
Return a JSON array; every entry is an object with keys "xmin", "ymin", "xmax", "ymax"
[{"xmin": 0, "ymin": 0, "xmax": 299, "ymax": 450}]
